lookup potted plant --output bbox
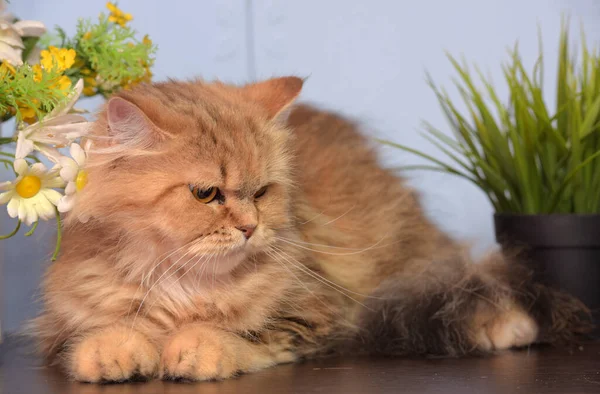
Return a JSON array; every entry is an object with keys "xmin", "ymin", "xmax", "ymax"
[{"xmin": 380, "ymin": 26, "xmax": 600, "ymax": 326}]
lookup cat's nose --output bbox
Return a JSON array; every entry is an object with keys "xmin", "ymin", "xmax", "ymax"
[{"xmin": 236, "ymin": 224, "xmax": 256, "ymax": 239}]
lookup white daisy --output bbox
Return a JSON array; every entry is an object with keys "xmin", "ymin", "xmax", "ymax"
[
  {"xmin": 15, "ymin": 79, "xmax": 91, "ymax": 163},
  {"xmin": 58, "ymin": 141, "xmax": 90, "ymax": 213},
  {"xmin": 0, "ymin": 159, "xmax": 64, "ymax": 225},
  {"xmin": 0, "ymin": 1, "xmax": 46, "ymax": 66}
]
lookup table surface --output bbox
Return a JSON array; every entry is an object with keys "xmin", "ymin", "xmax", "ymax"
[{"xmin": 1, "ymin": 337, "xmax": 599, "ymax": 394}]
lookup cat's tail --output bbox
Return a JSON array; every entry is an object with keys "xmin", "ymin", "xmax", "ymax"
[{"xmin": 352, "ymin": 251, "xmax": 594, "ymax": 357}]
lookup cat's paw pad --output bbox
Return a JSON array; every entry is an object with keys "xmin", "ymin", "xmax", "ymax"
[
  {"xmin": 160, "ymin": 326, "xmax": 236, "ymax": 381},
  {"xmin": 476, "ymin": 309, "xmax": 538, "ymax": 351},
  {"xmin": 70, "ymin": 328, "xmax": 159, "ymax": 382}
]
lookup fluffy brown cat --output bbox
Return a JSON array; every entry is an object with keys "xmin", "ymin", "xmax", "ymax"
[{"xmin": 32, "ymin": 77, "xmax": 591, "ymax": 383}]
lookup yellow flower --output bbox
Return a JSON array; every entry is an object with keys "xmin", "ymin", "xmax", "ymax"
[
  {"xmin": 0, "ymin": 62, "xmax": 16, "ymax": 77},
  {"xmin": 54, "ymin": 75, "xmax": 72, "ymax": 91},
  {"xmin": 83, "ymin": 76, "xmax": 97, "ymax": 87},
  {"xmin": 20, "ymin": 108, "xmax": 37, "ymax": 124},
  {"xmin": 143, "ymin": 35, "xmax": 152, "ymax": 46},
  {"xmin": 142, "ymin": 66, "xmax": 152, "ymax": 82},
  {"xmin": 106, "ymin": 2, "xmax": 133, "ymax": 27},
  {"xmin": 82, "ymin": 86, "xmax": 96, "ymax": 96},
  {"xmin": 80, "ymin": 68, "xmax": 95, "ymax": 77},
  {"xmin": 32, "ymin": 64, "xmax": 43, "ymax": 82},
  {"xmin": 17, "ymin": 100, "xmax": 39, "ymax": 124},
  {"xmin": 82, "ymin": 32, "xmax": 92, "ymax": 40},
  {"xmin": 40, "ymin": 46, "xmax": 76, "ymax": 72},
  {"xmin": 72, "ymin": 56, "xmax": 86, "ymax": 70},
  {"xmin": 83, "ymin": 76, "xmax": 97, "ymax": 96}
]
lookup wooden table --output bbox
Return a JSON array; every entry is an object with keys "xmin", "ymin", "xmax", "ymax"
[{"xmin": 1, "ymin": 337, "xmax": 599, "ymax": 394}]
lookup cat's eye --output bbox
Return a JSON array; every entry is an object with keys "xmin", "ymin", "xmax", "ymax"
[
  {"xmin": 255, "ymin": 186, "xmax": 268, "ymax": 199},
  {"xmin": 190, "ymin": 185, "xmax": 218, "ymax": 203}
]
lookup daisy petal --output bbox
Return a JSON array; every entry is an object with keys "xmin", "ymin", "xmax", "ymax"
[
  {"xmin": 65, "ymin": 181, "xmax": 76, "ymax": 195},
  {"xmin": 43, "ymin": 175, "xmax": 65, "ymax": 189},
  {"xmin": 0, "ymin": 29, "xmax": 24, "ymax": 48},
  {"xmin": 15, "ymin": 131, "xmax": 35, "ymax": 160},
  {"xmin": 29, "ymin": 133, "xmax": 70, "ymax": 146},
  {"xmin": 0, "ymin": 191, "xmax": 14, "ymax": 204},
  {"xmin": 36, "ymin": 145, "xmax": 62, "ymax": 164},
  {"xmin": 41, "ymin": 114, "xmax": 88, "ymax": 127},
  {"xmin": 0, "ymin": 41, "xmax": 23, "ymax": 66},
  {"xmin": 59, "ymin": 158, "xmax": 78, "ymax": 182},
  {"xmin": 12, "ymin": 20, "xmax": 46, "ymax": 37},
  {"xmin": 83, "ymin": 139, "xmax": 93, "ymax": 152},
  {"xmin": 22, "ymin": 199, "xmax": 38, "ymax": 226},
  {"xmin": 0, "ymin": 181, "xmax": 12, "ymax": 191},
  {"xmin": 37, "ymin": 194, "xmax": 55, "ymax": 220},
  {"xmin": 18, "ymin": 198, "xmax": 28, "ymax": 223},
  {"xmin": 30, "ymin": 162, "xmax": 48, "ymax": 175},
  {"xmin": 13, "ymin": 158, "xmax": 28, "ymax": 175},
  {"xmin": 70, "ymin": 143, "xmax": 86, "ymax": 166},
  {"xmin": 7, "ymin": 197, "xmax": 19, "ymax": 218},
  {"xmin": 51, "ymin": 79, "xmax": 84, "ymax": 117},
  {"xmin": 41, "ymin": 189, "xmax": 62, "ymax": 206},
  {"xmin": 57, "ymin": 194, "xmax": 75, "ymax": 213}
]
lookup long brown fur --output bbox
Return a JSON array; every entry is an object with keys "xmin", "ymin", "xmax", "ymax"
[{"xmin": 30, "ymin": 77, "xmax": 592, "ymax": 382}]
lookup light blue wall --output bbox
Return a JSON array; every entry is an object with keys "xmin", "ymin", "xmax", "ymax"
[{"xmin": 2, "ymin": 0, "xmax": 599, "ymax": 332}]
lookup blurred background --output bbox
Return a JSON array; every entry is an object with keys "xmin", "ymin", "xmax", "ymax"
[{"xmin": 2, "ymin": 0, "xmax": 600, "ymax": 334}]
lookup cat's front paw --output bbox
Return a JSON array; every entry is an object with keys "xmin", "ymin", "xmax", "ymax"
[
  {"xmin": 69, "ymin": 326, "xmax": 159, "ymax": 382},
  {"xmin": 160, "ymin": 325, "xmax": 238, "ymax": 381}
]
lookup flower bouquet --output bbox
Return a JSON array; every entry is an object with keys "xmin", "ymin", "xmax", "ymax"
[{"xmin": 0, "ymin": 1, "xmax": 156, "ymax": 259}]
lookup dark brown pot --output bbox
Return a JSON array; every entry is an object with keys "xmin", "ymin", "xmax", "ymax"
[{"xmin": 494, "ymin": 214, "xmax": 600, "ymax": 334}]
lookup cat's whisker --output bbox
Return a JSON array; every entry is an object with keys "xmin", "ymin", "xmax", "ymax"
[
  {"xmin": 142, "ymin": 237, "xmax": 208, "ymax": 285},
  {"xmin": 271, "ymin": 245, "xmax": 387, "ymax": 300},
  {"xmin": 299, "ymin": 210, "xmax": 326, "ymax": 225},
  {"xmin": 274, "ymin": 238, "xmax": 364, "ymax": 251},
  {"xmin": 193, "ymin": 251, "xmax": 215, "ymax": 290},
  {"xmin": 128, "ymin": 247, "xmax": 196, "ymax": 333},
  {"xmin": 270, "ymin": 247, "xmax": 376, "ymax": 310},
  {"xmin": 146, "ymin": 250, "xmax": 208, "ymax": 296},
  {"xmin": 274, "ymin": 234, "xmax": 388, "ymax": 256},
  {"xmin": 266, "ymin": 248, "xmax": 361, "ymax": 330},
  {"xmin": 193, "ymin": 253, "xmax": 214, "ymax": 292},
  {"xmin": 198, "ymin": 250, "xmax": 214, "ymax": 281},
  {"xmin": 265, "ymin": 250, "xmax": 340, "ymax": 316},
  {"xmin": 126, "ymin": 241, "xmax": 195, "ymax": 317},
  {"xmin": 143, "ymin": 251, "xmax": 220, "ymax": 317},
  {"xmin": 321, "ymin": 203, "xmax": 357, "ymax": 226}
]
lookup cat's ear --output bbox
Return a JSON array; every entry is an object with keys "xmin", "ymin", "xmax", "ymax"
[
  {"xmin": 106, "ymin": 97, "xmax": 169, "ymax": 148},
  {"xmin": 242, "ymin": 76, "xmax": 303, "ymax": 121}
]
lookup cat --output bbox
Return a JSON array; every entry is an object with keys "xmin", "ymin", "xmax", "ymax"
[{"xmin": 31, "ymin": 76, "xmax": 592, "ymax": 382}]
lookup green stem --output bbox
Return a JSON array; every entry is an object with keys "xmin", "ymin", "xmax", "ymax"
[
  {"xmin": 25, "ymin": 221, "xmax": 39, "ymax": 237},
  {"xmin": 52, "ymin": 208, "xmax": 62, "ymax": 261},
  {"xmin": 0, "ymin": 137, "xmax": 14, "ymax": 144},
  {"xmin": 0, "ymin": 220, "xmax": 21, "ymax": 239}
]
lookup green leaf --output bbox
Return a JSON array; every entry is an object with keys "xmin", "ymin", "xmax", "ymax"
[{"xmin": 380, "ymin": 22, "xmax": 600, "ymax": 214}]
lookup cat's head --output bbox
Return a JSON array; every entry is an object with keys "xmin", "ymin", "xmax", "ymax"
[{"xmin": 72, "ymin": 77, "xmax": 303, "ymax": 276}]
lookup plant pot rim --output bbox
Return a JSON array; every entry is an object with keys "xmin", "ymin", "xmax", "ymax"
[
  {"xmin": 494, "ymin": 213, "xmax": 600, "ymax": 218},
  {"xmin": 494, "ymin": 213, "xmax": 600, "ymax": 248}
]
